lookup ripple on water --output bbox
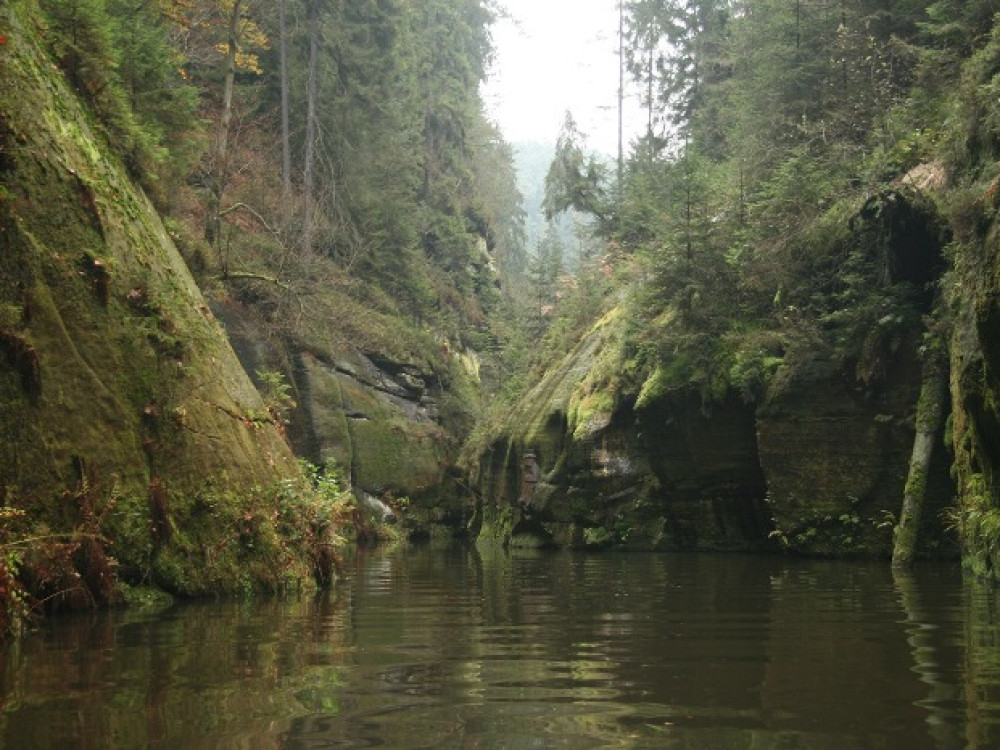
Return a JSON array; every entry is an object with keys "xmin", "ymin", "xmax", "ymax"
[{"xmin": 0, "ymin": 550, "xmax": 996, "ymax": 750}]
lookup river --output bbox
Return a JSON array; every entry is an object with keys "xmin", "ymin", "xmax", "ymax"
[{"xmin": 1, "ymin": 545, "xmax": 998, "ymax": 749}]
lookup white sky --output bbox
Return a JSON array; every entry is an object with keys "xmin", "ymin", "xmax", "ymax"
[{"xmin": 482, "ymin": 0, "xmax": 641, "ymax": 156}]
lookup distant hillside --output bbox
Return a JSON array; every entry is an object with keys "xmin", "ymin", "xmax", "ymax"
[{"xmin": 511, "ymin": 141, "xmax": 552, "ymax": 249}]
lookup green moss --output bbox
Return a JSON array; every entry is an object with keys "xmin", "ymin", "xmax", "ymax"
[
  {"xmin": 582, "ymin": 526, "xmax": 616, "ymax": 547},
  {"xmin": 351, "ymin": 418, "xmax": 444, "ymax": 495},
  {"xmin": 117, "ymin": 583, "xmax": 174, "ymax": 609},
  {"xmin": 636, "ymin": 366, "xmax": 672, "ymax": 411},
  {"xmin": 294, "ymin": 278, "xmax": 441, "ymax": 368},
  {"xmin": 475, "ymin": 504, "xmax": 517, "ymax": 546},
  {"xmin": 728, "ymin": 349, "xmax": 784, "ymax": 401},
  {"xmin": 568, "ymin": 389, "xmax": 615, "ymax": 440},
  {"xmin": 0, "ymin": 2, "xmax": 323, "ymax": 615},
  {"xmin": 903, "ymin": 466, "xmax": 926, "ymax": 501}
]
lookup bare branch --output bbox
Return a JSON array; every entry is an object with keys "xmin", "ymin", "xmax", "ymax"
[{"xmin": 218, "ymin": 202, "xmax": 282, "ymax": 236}]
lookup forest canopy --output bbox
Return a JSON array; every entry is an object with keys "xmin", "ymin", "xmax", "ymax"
[{"xmin": 518, "ymin": 0, "xmax": 1000, "ymax": 406}]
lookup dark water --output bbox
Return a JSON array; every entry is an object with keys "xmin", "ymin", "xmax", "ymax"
[{"xmin": 2, "ymin": 547, "xmax": 1000, "ymax": 749}]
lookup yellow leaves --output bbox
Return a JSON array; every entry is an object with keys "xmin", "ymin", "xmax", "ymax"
[
  {"xmin": 215, "ymin": 4, "xmax": 270, "ymax": 74},
  {"xmin": 213, "ymin": 44, "xmax": 266, "ymax": 75},
  {"xmin": 235, "ymin": 51, "xmax": 263, "ymax": 75},
  {"xmin": 238, "ymin": 13, "xmax": 270, "ymax": 50},
  {"xmin": 158, "ymin": 0, "xmax": 198, "ymax": 30},
  {"xmin": 163, "ymin": 0, "xmax": 270, "ymax": 75}
]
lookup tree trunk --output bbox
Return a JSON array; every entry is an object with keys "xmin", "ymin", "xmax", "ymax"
[
  {"xmin": 279, "ymin": 0, "xmax": 292, "ymax": 220},
  {"xmin": 616, "ymin": 0, "xmax": 624, "ymax": 200},
  {"xmin": 206, "ymin": 0, "xmax": 243, "ymax": 253},
  {"xmin": 302, "ymin": 0, "xmax": 319, "ymax": 257},
  {"xmin": 646, "ymin": 47, "xmax": 654, "ymax": 138},
  {"xmin": 892, "ymin": 342, "xmax": 948, "ymax": 567}
]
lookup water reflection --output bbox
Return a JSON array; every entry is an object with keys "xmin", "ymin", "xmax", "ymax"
[
  {"xmin": 1, "ymin": 548, "xmax": 998, "ymax": 749},
  {"xmin": 0, "ymin": 594, "xmax": 352, "ymax": 750}
]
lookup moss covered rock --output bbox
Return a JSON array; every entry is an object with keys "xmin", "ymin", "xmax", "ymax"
[
  {"xmin": 212, "ymin": 296, "xmax": 476, "ymax": 539},
  {"xmin": 0, "ymin": 1, "xmax": 313, "ymax": 601},
  {"xmin": 947, "ymin": 185, "xmax": 1000, "ymax": 580},
  {"xmin": 471, "ymin": 308, "xmax": 773, "ymax": 551},
  {"xmin": 757, "ymin": 342, "xmax": 952, "ymax": 556},
  {"xmin": 471, "ymin": 187, "xmax": 957, "ymax": 557}
]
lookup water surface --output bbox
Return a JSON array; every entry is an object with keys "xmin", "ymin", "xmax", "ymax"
[{"xmin": 2, "ymin": 547, "xmax": 999, "ymax": 749}]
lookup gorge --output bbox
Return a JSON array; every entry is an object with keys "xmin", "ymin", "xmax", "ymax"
[{"xmin": 3, "ymin": 0, "xmax": 1000, "ymax": 637}]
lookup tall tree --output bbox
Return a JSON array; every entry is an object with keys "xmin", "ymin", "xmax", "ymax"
[
  {"xmin": 107, "ymin": 0, "xmax": 199, "ymax": 157},
  {"xmin": 197, "ymin": 0, "xmax": 268, "ymax": 252},
  {"xmin": 205, "ymin": 0, "xmax": 242, "ymax": 248},
  {"xmin": 526, "ymin": 224, "xmax": 567, "ymax": 336},
  {"xmin": 623, "ymin": 0, "xmax": 732, "ymax": 145},
  {"xmin": 543, "ymin": 113, "xmax": 608, "ymax": 223},
  {"xmin": 278, "ymin": 0, "xmax": 292, "ymax": 219},
  {"xmin": 623, "ymin": 0, "xmax": 669, "ymax": 139},
  {"xmin": 301, "ymin": 0, "xmax": 319, "ymax": 257}
]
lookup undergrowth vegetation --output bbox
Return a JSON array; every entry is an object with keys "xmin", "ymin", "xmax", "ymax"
[{"xmin": 0, "ymin": 460, "xmax": 359, "ymax": 639}]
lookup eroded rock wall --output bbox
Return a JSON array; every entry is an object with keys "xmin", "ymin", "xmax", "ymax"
[
  {"xmin": 214, "ymin": 298, "xmax": 475, "ymax": 538},
  {"xmin": 758, "ymin": 345, "xmax": 952, "ymax": 556},
  {"xmin": 472, "ymin": 315, "xmax": 775, "ymax": 551},
  {"xmin": 949, "ymin": 197, "xmax": 1000, "ymax": 579},
  {"xmin": 474, "ymin": 322, "xmax": 953, "ymax": 555}
]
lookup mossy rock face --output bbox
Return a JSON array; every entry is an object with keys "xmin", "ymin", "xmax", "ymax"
[
  {"xmin": 948, "ymin": 205, "xmax": 1000, "ymax": 581},
  {"xmin": 758, "ymin": 354, "xmax": 908, "ymax": 533},
  {"xmin": 210, "ymin": 295, "xmax": 477, "ymax": 538},
  {"xmin": 472, "ymin": 313, "xmax": 774, "ymax": 552},
  {"xmin": 0, "ymin": 3, "xmax": 303, "ymax": 596},
  {"xmin": 350, "ymin": 417, "xmax": 445, "ymax": 495},
  {"xmin": 757, "ymin": 345, "xmax": 953, "ymax": 556},
  {"xmin": 294, "ymin": 352, "xmax": 356, "ymax": 472},
  {"xmin": 291, "ymin": 351, "xmax": 450, "ymax": 497},
  {"xmin": 637, "ymin": 389, "xmax": 773, "ymax": 550},
  {"xmin": 474, "ymin": 290, "xmax": 954, "ymax": 556}
]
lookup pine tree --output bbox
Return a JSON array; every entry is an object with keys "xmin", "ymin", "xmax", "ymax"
[{"xmin": 543, "ymin": 113, "xmax": 608, "ymax": 223}]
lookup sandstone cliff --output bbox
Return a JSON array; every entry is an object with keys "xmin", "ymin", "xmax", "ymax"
[{"xmin": 0, "ymin": 3, "xmax": 321, "ymax": 600}]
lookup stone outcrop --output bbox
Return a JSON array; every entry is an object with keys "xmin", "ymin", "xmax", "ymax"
[
  {"xmin": 473, "ymin": 315, "xmax": 953, "ymax": 555},
  {"xmin": 758, "ymin": 344, "xmax": 952, "ymax": 556},
  {"xmin": 472, "ymin": 312, "xmax": 775, "ymax": 551},
  {"xmin": 214, "ymin": 298, "xmax": 476, "ymax": 538},
  {"xmin": 639, "ymin": 391, "xmax": 772, "ymax": 549},
  {"xmin": 948, "ymin": 182, "xmax": 1000, "ymax": 579}
]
